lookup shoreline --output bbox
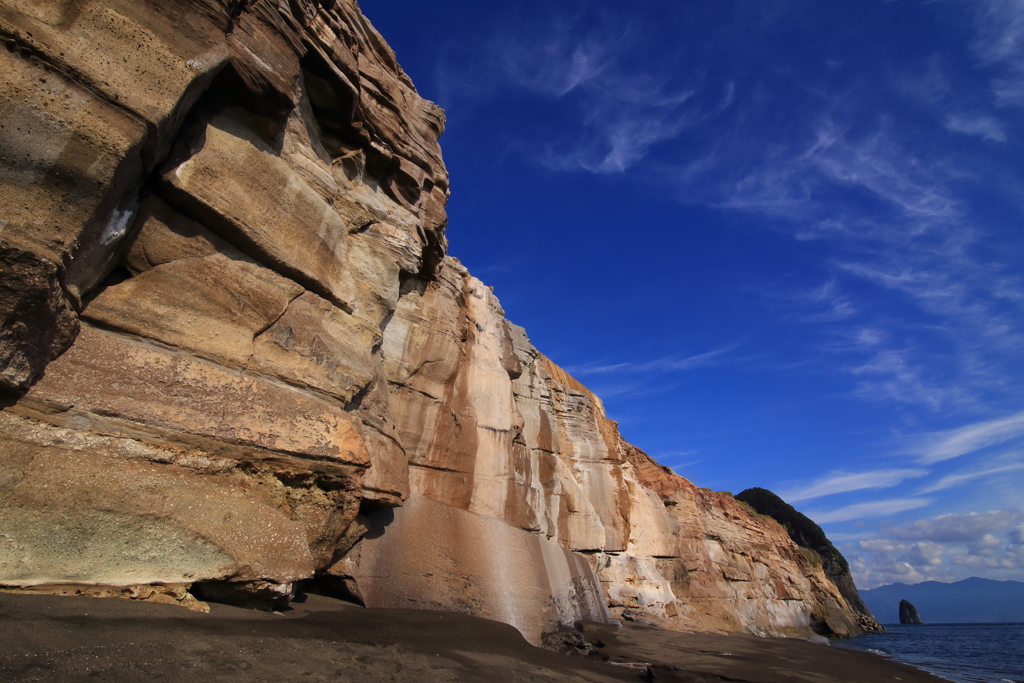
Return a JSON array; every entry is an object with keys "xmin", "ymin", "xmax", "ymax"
[{"xmin": 0, "ymin": 592, "xmax": 951, "ymax": 682}]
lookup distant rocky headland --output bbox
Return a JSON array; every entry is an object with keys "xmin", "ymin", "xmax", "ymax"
[{"xmin": 1, "ymin": 0, "xmax": 870, "ymax": 644}]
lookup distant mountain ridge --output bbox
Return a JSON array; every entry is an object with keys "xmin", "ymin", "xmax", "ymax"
[{"xmin": 861, "ymin": 577, "xmax": 1024, "ymax": 624}]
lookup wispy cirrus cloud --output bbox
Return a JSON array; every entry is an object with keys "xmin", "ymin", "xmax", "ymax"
[
  {"xmin": 944, "ymin": 112, "xmax": 1008, "ymax": 142},
  {"xmin": 566, "ymin": 342, "xmax": 741, "ymax": 377},
  {"xmin": 778, "ymin": 468, "xmax": 929, "ymax": 503},
  {"xmin": 967, "ymin": 0, "xmax": 1024, "ymax": 108},
  {"xmin": 886, "ymin": 510, "xmax": 1024, "ymax": 543},
  {"xmin": 710, "ymin": 114, "xmax": 963, "ymax": 232},
  {"xmin": 437, "ymin": 0, "xmax": 1024, "ymax": 492},
  {"xmin": 469, "ymin": 8, "xmax": 737, "ymax": 175},
  {"xmin": 493, "ymin": 17, "xmax": 618, "ymax": 98},
  {"xmin": 806, "ymin": 497, "xmax": 932, "ymax": 524},
  {"xmin": 846, "ymin": 348, "xmax": 966, "ymax": 411},
  {"xmin": 920, "ymin": 458, "xmax": 1024, "ymax": 493},
  {"xmin": 909, "ymin": 410, "xmax": 1024, "ymax": 464},
  {"xmin": 893, "ymin": 54, "xmax": 1008, "ymax": 142},
  {"xmin": 535, "ymin": 78, "xmax": 734, "ymax": 174}
]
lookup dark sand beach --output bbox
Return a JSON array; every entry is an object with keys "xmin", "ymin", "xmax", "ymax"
[{"xmin": 0, "ymin": 592, "xmax": 947, "ymax": 682}]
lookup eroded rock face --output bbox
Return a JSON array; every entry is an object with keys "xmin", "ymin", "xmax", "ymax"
[
  {"xmin": 1, "ymin": 0, "xmax": 443, "ymax": 600},
  {"xmin": 0, "ymin": 0, "xmax": 864, "ymax": 641}
]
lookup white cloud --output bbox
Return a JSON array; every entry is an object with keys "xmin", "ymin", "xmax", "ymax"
[
  {"xmin": 808, "ymin": 127, "xmax": 960, "ymax": 221},
  {"xmin": 968, "ymin": 0, "xmax": 1024, "ymax": 108},
  {"xmin": 993, "ymin": 70, "xmax": 1024, "ymax": 107},
  {"xmin": 778, "ymin": 468, "xmax": 929, "ymax": 503},
  {"xmin": 943, "ymin": 113, "xmax": 1008, "ymax": 142},
  {"xmin": 805, "ymin": 497, "xmax": 931, "ymax": 524},
  {"xmin": 487, "ymin": 11, "xmax": 735, "ymax": 175},
  {"xmin": 848, "ymin": 509, "xmax": 1024, "ymax": 586},
  {"xmin": 920, "ymin": 460, "xmax": 1024, "ymax": 493},
  {"xmin": 567, "ymin": 342, "xmax": 741, "ymax": 377},
  {"xmin": 894, "ymin": 54, "xmax": 1008, "ymax": 141},
  {"xmin": 849, "ymin": 538, "xmax": 958, "ymax": 588},
  {"xmin": 494, "ymin": 22, "xmax": 616, "ymax": 98},
  {"xmin": 970, "ymin": 0, "xmax": 1024, "ymax": 67},
  {"xmin": 911, "ymin": 411, "xmax": 1024, "ymax": 464},
  {"xmin": 445, "ymin": 0, "xmax": 1024, "ymax": 450},
  {"xmin": 847, "ymin": 348, "xmax": 962, "ymax": 410},
  {"xmin": 786, "ymin": 278, "xmax": 859, "ymax": 323},
  {"xmin": 539, "ymin": 81, "xmax": 732, "ymax": 174},
  {"xmin": 886, "ymin": 510, "xmax": 1024, "ymax": 543}
]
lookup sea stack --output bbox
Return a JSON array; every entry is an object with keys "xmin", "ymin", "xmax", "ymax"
[{"xmin": 899, "ymin": 599, "xmax": 923, "ymax": 624}]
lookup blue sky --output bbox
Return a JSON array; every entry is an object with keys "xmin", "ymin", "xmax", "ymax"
[{"xmin": 361, "ymin": 0, "xmax": 1024, "ymax": 588}]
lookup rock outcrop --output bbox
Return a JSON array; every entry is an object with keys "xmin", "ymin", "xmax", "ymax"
[
  {"xmin": 1, "ymin": 0, "xmax": 867, "ymax": 643},
  {"xmin": 899, "ymin": 599, "xmax": 923, "ymax": 624},
  {"xmin": 736, "ymin": 487, "xmax": 884, "ymax": 633}
]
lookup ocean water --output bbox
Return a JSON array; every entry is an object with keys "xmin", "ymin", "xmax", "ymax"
[{"xmin": 835, "ymin": 623, "xmax": 1024, "ymax": 683}]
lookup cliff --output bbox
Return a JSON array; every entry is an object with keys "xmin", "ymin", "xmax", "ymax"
[
  {"xmin": 0, "ymin": 0, "xmax": 866, "ymax": 643},
  {"xmin": 736, "ymin": 488, "xmax": 883, "ymax": 632}
]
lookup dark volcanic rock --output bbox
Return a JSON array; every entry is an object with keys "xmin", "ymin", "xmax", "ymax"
[{"xmin": 900, "ymin": 599, "xmax": 923, "ymax": 624}]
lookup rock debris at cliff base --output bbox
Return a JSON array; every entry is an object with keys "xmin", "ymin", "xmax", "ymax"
[{"xmin": 1, "ymin": 0, "xmax": 866, "ymax": 642}]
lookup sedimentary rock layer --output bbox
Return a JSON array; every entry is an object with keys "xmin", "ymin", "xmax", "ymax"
[{"xmin": 0, "ymin": 0, "xmax": 865, "ymax": 641}]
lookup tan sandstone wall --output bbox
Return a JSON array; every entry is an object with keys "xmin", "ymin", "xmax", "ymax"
[
  {"xmin": 1, "ymin": 0, "xmax": 445, "ymax": 607},
  {"xmin": 0, "ymin": 0, "xmax": 863, "ymax": 641}
]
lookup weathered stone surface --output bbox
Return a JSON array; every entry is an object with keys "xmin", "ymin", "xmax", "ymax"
[
  {"xmin": 22, "ymin": 324, "xmax": 370, "ymax": 466},
  {"xmin": 85, "ymin": 205, "xmax": 305, "ymax": 370},
  {"xmin": 0, "ymin": 244, "xmax": 78, "ymax": 392},
  {"xmin": 0, "ymin": 0, "xmax": 445, "ymax": 614},
  {"xmin": 0, "ymin": 411, "xmax": 359, "ymax": 589},
  {"xmin": 250, "ymin": 291, "xmax": 379, "ymax": 403},
  {"xmin": 0, "ymin": 0, "xmax": 229, "ymax": 159},
  {"xmin": 343, "ymin": 494, "xmax": 610, "ymax": 646},
  {"xmin": 735, "ymin": 486, "xmax": 884, "ymax": 632},
  {"xmin": 620, "ymin": 447, "xmax": 863, "ymax": 637},
  {"xmin": 159, "ymin": 114, "xmax": 360, "ymax": 310},
  {"xmin": 368, "ymin": 255, "xmax": 865, "ymax": 638},
  {"xmin": 91, "ymin": 196, "xmax": 380, "ymax": 405},
  {"xmin": 0, "ymin": 0, "xmax": 867, "ymax": 644}
]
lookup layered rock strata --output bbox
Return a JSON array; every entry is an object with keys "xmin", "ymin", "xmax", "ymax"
[
  {"xmin": 0, "ymin": 0, "xmax": 866, "ymax": 642},
  {"xmin": 736, "ymin": 487, "xmax": 884, "ymax": 633},
  {"xmin": 1, "ymin": 0, "xmax": 444, "ymax": 609}
]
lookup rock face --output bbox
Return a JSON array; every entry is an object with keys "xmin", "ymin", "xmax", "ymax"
[
  {"xmin": 0, "ymin": 0, "xmax": 866, "ymax": 642},
  {"xmin": 735, "ymin": 487, "xmax": 884, "ymax": 633},
  {"xmin": 900, "ymin": 599, "xmax": 923, "ymax": 624}
]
